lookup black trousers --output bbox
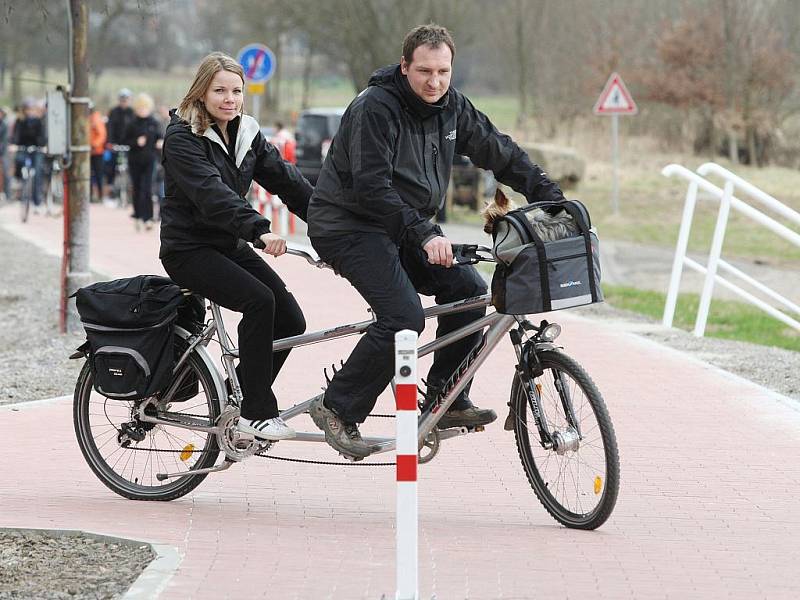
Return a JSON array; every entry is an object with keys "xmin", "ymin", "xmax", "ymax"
[
  {"xmin": 311, "ymin": 232, "xmax": 487, "ymax": 423},
  {"xmin": 129, "ymin": 159, "xmax": 154, "ymax": 222},
  {"xmin": 161, "ymin": 244, "xmax": 306, "ymax": 420}
]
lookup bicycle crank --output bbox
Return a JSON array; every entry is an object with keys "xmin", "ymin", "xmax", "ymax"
[{"xmin": 418, "ymin": 428, "xmax": 440, "ymax": 464}]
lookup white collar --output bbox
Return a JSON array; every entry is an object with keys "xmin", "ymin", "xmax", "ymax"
[{"xmin": 202, "ymin": 114, "xmax": 261, "ymax": 168}]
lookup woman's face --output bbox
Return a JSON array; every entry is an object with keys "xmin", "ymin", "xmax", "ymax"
[{"xmin": 203, "ymin": 70, "xmax": 244, "ymax": 125}]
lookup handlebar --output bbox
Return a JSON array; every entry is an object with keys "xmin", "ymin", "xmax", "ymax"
[
  {"xmin": 10, "ymin": 145, "xmax": 47, "ymax": 153},
  {"xmin": 254, "ymin": 241, "xmax": 493, "ymax": 269}
]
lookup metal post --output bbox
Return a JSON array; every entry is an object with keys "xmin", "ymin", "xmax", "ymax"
[
  {"xmin": 395, "ymin": 330, "xmax": 418, "ymax": 600},
  {"xmin": 694, "ymin": 180, "xmax": 734, "ymax": 337},
  {"xmin": 251, "ymin": 94, "xmax": 260, "ymax": 124},
  {"xmin": 611, "ymin": 113, "xmax": 620, "ymax": 214},
  {"xmin": 663, "ymin": 180, "xmax": 698, "ymax": 328}
]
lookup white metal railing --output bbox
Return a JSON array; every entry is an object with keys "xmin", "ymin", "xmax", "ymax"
[{"xmin": 660, "ymin": 162, "xmax": 800, "ymax": 337}]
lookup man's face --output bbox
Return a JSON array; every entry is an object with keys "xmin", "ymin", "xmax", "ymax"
[
  {"xmin": 119, "ymin": 96, "xmax": 130, "ymax": 108},
  {"xmin": 400, "ymin": 43, "xmax": 452, "ymax": 104}
]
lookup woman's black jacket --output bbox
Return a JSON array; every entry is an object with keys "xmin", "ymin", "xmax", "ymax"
[
  {"xmin": 123, "ymin": 115, "xmax": 163, "ymax": 165},
  {"xmin": 160, "ymin": 111, "xmax": 312, "ymax": 258}
]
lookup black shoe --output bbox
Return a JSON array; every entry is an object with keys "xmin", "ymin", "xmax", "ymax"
[
  {"xmin": 309, "ymin": 394, "xmax": 373, "ymax": 458},
  {"xmin": 437, "ymin": 405, "xmax": 497, "ymax": 430}
]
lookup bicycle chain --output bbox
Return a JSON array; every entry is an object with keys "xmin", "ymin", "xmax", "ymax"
[{"xmin": 125, "ymin": 408, "xmax": 400, "ymax": 466}]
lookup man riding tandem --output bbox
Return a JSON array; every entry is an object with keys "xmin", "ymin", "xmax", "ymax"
[{"xmin": 307, "ymin": 24, "xmax": 566, "ymax": 459}]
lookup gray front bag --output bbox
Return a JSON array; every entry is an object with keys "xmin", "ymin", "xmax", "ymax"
[{"xmin": 490, "ymin": 200, "xmax": 603, "ymax": 315}]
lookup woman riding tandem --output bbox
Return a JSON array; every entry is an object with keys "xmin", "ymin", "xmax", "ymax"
[{"xmin": 160, "ymin": 52, "xmax": 313, "ymax": 440}]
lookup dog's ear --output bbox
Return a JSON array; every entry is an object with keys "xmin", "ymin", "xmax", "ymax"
[{"xmin": 494, "ymin": 187, "xmax": 510, "ymax": 210}]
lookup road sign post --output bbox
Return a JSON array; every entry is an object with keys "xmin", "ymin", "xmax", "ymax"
[
  {"xmin": 237, "ymin": 43, "xmax": 276, "ymax": 123},
  {"xmin": 593, "ymin": 72, "xmax": 637, "ymax": 215}
]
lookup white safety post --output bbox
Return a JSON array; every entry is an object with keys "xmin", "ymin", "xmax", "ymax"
[{"xmin": 395, "ymin": 330, "xmax": 419, "ymax": 600}]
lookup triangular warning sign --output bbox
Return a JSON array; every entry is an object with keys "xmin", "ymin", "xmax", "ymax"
[{"xmin": 593, "ymin": 72, "xmax": 638, "ymax": 115}]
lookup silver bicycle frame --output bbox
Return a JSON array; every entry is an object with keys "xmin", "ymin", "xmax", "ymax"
[{"xmin": 160, "ymin": 247, "xmax": 520, "ymax": 457}]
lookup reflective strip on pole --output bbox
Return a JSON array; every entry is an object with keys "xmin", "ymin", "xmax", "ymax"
[{"xmin": 395, "ymin": 329, "xmax": 418, "ymax": 600}]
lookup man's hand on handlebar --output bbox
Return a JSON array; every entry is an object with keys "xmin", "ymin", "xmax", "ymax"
[
  {"xmin": 258, "ymin": 232, "xmax": 287, "ymax": 257},
  {"xmin": 423, "ymin": 236, "xmax": 453, "ymax": 268}
]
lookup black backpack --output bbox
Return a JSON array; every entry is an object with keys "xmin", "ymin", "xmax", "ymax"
[{"xmin": 75, "ymin": 276, "xmax": 185, "ymax": 400}]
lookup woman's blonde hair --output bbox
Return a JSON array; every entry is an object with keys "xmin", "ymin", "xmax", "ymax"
[
  {"xmin": 177, "ymin": 52, "xmax": 245, "ymax": 134},
  {"xmin": 132, "ymin": 92, "xmax": 154, "ymax": 115}
]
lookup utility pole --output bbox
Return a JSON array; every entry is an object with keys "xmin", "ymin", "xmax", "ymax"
[{"xmin": 65, "ymin": 0, "xmax": 91, "ymax": 332}]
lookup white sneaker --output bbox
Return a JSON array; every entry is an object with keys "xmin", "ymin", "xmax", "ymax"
[{"xmin": 237, "ymin": 416, "xmax": 296, "ymax": 440}]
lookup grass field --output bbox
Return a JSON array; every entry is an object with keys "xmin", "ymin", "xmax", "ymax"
[{"xmin": 603, "ymin": 284, "xmax": 800, "ymax": 352}]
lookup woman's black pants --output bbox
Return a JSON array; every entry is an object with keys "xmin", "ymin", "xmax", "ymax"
[{"xmin": 161, "ymin": 244, "xmax": 306, "ymax": 420}]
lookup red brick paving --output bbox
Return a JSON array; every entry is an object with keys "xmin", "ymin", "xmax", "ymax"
[{"xmin": 2, "ymin": 204, "xmax": 800, "ymax": 599}]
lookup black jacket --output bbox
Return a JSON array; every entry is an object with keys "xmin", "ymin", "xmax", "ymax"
[
  {"xmin": 307, "ymin": 64, "xmax": 564, "ymax": 247},
  {"xmin": 123, "ymin": 115, "xmax": 163, "ymax": 165},
  {"xmin": 12, "ymin": 116, "xmax": 46, "ymax": 148},
  {"xmin": 159, "ymin": 111, "xmax": 313, "ymax": 258},
  {"xmin": 107, "ymin": 105, "xmax": 134, "ymax": 145}
]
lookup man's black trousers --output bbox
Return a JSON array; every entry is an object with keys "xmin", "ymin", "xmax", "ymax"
[
  {"xmin": 311, "ymin": 232, "xmax": 487, "ymax": 423},
  {"xmin": 161, "ymin": 243, "xmax": 306, "ymax": 420}
]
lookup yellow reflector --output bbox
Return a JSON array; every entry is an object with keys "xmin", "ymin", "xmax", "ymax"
[
  {"xmin": 180, "ymin": 444, "xmax": 195, "ymax": 462},
  {"xmin": 594, "ymin": 476, "xmax": 603, "ymax": 495}
]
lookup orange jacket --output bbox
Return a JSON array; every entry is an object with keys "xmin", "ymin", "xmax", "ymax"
[{"xmin": 89, "ymin": 111, "xmax": 107, "ymax": 156}]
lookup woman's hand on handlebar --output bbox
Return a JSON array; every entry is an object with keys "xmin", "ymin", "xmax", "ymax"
[{"xmin": 258, "ymin": 232, "xmax": 287, "ymax": 257}]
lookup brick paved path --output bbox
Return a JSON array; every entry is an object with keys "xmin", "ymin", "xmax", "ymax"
[{"xmin": 2, "ymin": 204, "xmax": 800, "ymax": 599}]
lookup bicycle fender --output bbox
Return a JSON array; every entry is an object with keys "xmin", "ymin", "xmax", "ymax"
[{"xmin": 175, "ymin": 326, "xmax": 227, "ymax": 403}]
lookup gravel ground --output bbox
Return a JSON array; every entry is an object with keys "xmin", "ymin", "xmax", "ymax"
[
  {"xmin": 0, "ymin": 530, "xmax": 154, "ymax": 600},
  {"xmin": 0, "ymin": 224, "xmax": 797, "ymax": 598}
]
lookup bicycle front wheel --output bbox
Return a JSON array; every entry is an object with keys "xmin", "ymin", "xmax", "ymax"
[
  {"xmin": 511, "ymin": 349, "xmax": 619, "ymax": 529},
  {"xmin": 73, "ymin": 349, "xmax": 221, "ymax": 501},
  {"xmin": 19, "ymin": 178, "xmax": 31, "ymax": 223}
]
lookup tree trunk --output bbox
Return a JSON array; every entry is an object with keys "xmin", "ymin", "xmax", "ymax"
[
  {"xmin": 65, "ymin": 0, "xmax": 92, "ymax": 333},
  {"xmin": 514, "ymin": 0, "xmax": 528, "ymax": 135},
  {"xmin": 301, "ymin": 41, "xmax": 313, "ymax": 110},
  {"xmin": 727, "ymin": 129, "xmax": 738, "ymax": 163}
]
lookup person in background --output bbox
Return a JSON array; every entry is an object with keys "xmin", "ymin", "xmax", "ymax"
[
  {"xmin": 11, "ymin": 98, "xmax": 46, "ymax": 212},
  {"xmin": 271, "ymin": 120, "xmax": 296, "ymax": 164},
  {"xmin": 106, "ymin": 88, "xmax": 134, "ymax": 200},
  {"xmin": 0, "ymin": 106, "xmax": 10, "ymax": 203},
  {"xmin": 88, "ymin": 102, "xmax": 107, "ymax": 203},
  {"xmin": 124, "ymin": 93, "xmax": 162, "ymax": 230}
]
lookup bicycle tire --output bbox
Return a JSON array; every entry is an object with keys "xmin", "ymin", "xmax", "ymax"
[
  {"xmin": 19, "ymin": 176, "xmax": 32, "ymax": 223},
  {"xmin": 511, "ymin": 349, "xmax": 619, "ymax": 529},
  {"xmin": 73, "ymin": 348, "xmax": 221, "ymax": 501}
]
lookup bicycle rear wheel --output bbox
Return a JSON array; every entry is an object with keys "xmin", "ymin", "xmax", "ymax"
[
  {"xmin": 73, "ymin": 348, "xmax": 221, "ymax": 501},
  {"xmin": 511, "ymin": 349, "xmax": 619, "ymax": 529}
]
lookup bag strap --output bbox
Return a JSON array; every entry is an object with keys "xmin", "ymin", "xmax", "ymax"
[{"xmin": 506, "ymin": 212, "xmax": 552, "ymax": 311}]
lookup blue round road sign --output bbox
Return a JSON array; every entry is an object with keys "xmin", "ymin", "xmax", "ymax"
[{"xmin": 237, "ymin": 44, "xmax": 276, "ymax": 83}]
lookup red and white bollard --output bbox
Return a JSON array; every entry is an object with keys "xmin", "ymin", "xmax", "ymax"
[{"xmin": 395, "ymin": 330, "xmax": 419, "ymax": 600}]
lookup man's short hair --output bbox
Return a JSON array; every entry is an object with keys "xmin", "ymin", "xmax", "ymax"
[{"xmin": 402, "ymin": 23, "xmax": 456, "ymax": 64}]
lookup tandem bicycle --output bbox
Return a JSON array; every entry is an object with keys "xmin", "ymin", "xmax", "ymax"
[{"xmin": 72, "ymin": 244, "xmax": 620, "ymax": 530}]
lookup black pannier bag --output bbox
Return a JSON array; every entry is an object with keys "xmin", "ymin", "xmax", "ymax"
[
  {"xmin": 75, "ymin": 276, "xmax": 185, "ymax": 400},
  {"xmin": 490, "ymin": 200, "xmax": 603, "ymax": 315}
]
